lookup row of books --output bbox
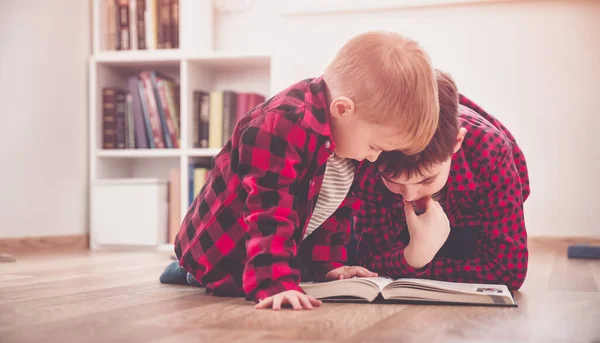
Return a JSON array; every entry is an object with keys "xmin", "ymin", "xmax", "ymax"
[
  {"xmin": 106, "ymin": 0, "xmax": 179, "ymax": 51},
  {"xmin": 191, "ymin": 91, "xmax": 266, "ymax": 148},
  {"xmin": 102, "ymin": 71, "xmax": 180, "ymax": 149},
  {"xmin": 101, "ymin": 76, "xmax": 266, "ymax": 149}
]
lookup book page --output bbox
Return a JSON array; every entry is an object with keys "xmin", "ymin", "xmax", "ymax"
[
  {"xmin": 390, "ymin": 278, "xmax": 511, "ymax": 296},
  {"xmin": 359, "ymin": 277, "xmax": 394, "ymax": 290}
]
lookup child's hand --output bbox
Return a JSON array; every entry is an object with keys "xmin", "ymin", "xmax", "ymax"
[
  {"xmin": 404, "ymin": 197, "xmax": 451, "ymax": 268},
  {"xmin": 325, "ymin": 265, "xmax": 378, "ymax": 281},
  {"xmin": 255, "ymin": 290, "xmax": 322, "ymax": 310}
]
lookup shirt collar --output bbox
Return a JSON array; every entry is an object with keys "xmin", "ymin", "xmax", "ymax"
[{"xmin": 302, "ymin": 76, "xmax": 333, "ymax": 140}]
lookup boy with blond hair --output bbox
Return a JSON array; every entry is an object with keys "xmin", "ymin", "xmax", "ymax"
[
  {"xmin": 161, "ymin": 31, "xmax": 440, "ymax": 310},
  {"xmin": 351, "ymin": 70, "xmax": 530, "ymax": 290}
]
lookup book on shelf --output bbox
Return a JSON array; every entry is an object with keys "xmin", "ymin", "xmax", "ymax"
[
  {"xmin": 191, "ymin": 90, "xmax": 266, "ymax": 149},
  {"xmin": 300, "ymin": 277, "xmax": 517, "ymax": 307},
  {"xmin": 188, "ymin": 163, "xmax": 211, "ymax": 206},
  {"xmin": 102, "ymin": 70, "xmax": 180, "ymax": 150},
  {"xmin": 105, "ymin": 0, "xmax": 178, "ymax": 51}
]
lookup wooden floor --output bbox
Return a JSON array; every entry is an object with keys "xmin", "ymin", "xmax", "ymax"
[{"xmin": 1, "ymin": 238, "xmax": 599, "ymax": 343}]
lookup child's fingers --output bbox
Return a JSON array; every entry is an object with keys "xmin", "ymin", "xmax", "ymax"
[
  {"xmin": 286, "ymin": 295, "xmax": 302, "ymax": 310},
  {"xmin": 358, "ymin": 267, "xmax": 378, "ymax": 277},
  {"xmin": 423, "ymin": 197, "xmax": 436, "ymax": 210},
  {"xmin": 255, "ymin": 297, "xmax": 273, "ymax": 309},
  {"xmin": 403, "ymin": 200, "xmax": 417, "ymax": 222},
  {"xmin": 272, "ymin": 295, "xmax": 283, "ymax": 310},
  {"xmin": 308, "ymin": 296, "xmax": 323, "ymax": 307},
  {"xmin": 297, "ymin": 295, "xmax": 314, "ymax": 310},
  {"xmin": 354, "ymin": 267, "xmax": 376, "ymax": 277},
  {"xmin": 364, "ymin": 267, "xmax": 378, "ymax": 277}
]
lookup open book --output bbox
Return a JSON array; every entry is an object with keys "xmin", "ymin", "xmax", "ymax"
[{"xmin": 300, "ymin": 277, "xmax": 516, "ymax": 307}]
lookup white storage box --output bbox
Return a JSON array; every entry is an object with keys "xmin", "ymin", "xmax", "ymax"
[{"xmin": 91, "ymin": 179, "xmax": 168, "ymax": 249}]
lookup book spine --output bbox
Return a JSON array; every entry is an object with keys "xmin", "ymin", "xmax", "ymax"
[
  {"xmin": 249, "ymin": 93, "xmax": 266, "ymax": 109},
  {"xmin": 114, "ymin": 0, "xmax": 122, "ymax": 50},
  {"xmin": 156, "ymin": 0, "xmax": 163, "ymax": 48},
  {"xmin": 106, "ymin": 0, "xmax": 117, "ymax": 50},
  {"xmin": 149, "ymin": 72, "xmax": 173, "ymax": 148},
  {"xmin": 139, "ymin": 72, "xmax": 165, "ymax": 148},
  {"xmin": 193, "ymin": 168, "xmax": 207, "ymax": 200},
  {"xmin": 208, "ymin": 91, "xmax": 224, "ymax": 149},
  {"xmin": 124, "ymin": 93, "xmax": 130, "ymax": 148},
  {"xmin": 159, "ymin": 0, "xmax": 171, "ymax": 49},
  {"xmin": 115, "ymin": 90, "xmax": 127, "ymax": 149},
  {"xmin": 192, "ymin": 91, "xmax": 200, "ymax": 148},
  {"xmin": 136, "ymin": 0, "xmax": 146, "ymax": 49},
  {"xmin": 129, "ymin": 0, "xmax": 137, "ymax": 50},
  {"xmin": 128, "ymin": 76, "xmax": 147, "ymax": 148},
  {"xmin": 126, "ymin": 93, "xmax": 136, "ymax": 148},
  {"xmin": 136, "ymin": 79, "xmax": 156, "ymax": 148},
  {"xmin": 171, "ymin": 0, "xmax": 179, "ymax": 48},
  {"xmin": 102, "ymin": 88, "xmax": 118, "ymax": 149},
  {"xmin": 222, "ymin": 91, "xmax": 238, "ymax": 145},
  {"xmin": 153, "ymin": 0, "xmax": 159, "ymax": 49},
  {"xmin": 174, "ymin": 84, "xmax": 180, "ymax": 116},
  {"xmin": 162, "ymin": 81, "xmax": 180, "ymax": 146},
  {"xmin": 188, "ymin": 163, "xmax": 196, "ymax": 206},
  {"xmin": 235, "ymin": 93, "xmax": 250, "ymax": 122},
  {"xmin": 117, "ymin": 0, "xmax": 130, "ymax": 50},
  {"xmin": 199, "ymin": 92, "xmax": 210, "ymax": 148},
  {"xmin": 156, "ymin": 78, "xmax": 179, "ymax": 148},
  {"xmin": 144, "ymin": 0, "xmax": 155, "ymax": 49}
]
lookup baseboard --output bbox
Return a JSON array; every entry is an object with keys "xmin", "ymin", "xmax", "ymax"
[
  {"xmin": 0, "ymin": 234, "xmax": 89, "ymax": 254},
  {"xmin": 529, "ymin": 236, "xmax": 600, "ymax": 245}
]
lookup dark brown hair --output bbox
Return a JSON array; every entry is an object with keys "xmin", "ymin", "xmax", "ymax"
[{"xmin": 376, "ymin": 69, "xmax": 460, "ymax": 179}]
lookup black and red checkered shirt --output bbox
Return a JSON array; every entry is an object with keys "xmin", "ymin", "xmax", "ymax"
[
  {"xmin": 175, "ymin": 76, "xmax": 358, "ymax": 302},
  {"xmin": 351, "ymin": 95, "xmax": 530, "ymax": 290}
]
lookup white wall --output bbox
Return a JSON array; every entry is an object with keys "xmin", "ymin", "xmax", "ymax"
[
  {"xmin": 216, "ymin": 0, "xmax": 600, "ymax": 237},
  {"xmin": 0, "ymin": 0, "xmax": 597, "ymax": 239},
  {"xmin": 0, "ymin": 0, "xmax": 90, "ymax": 238}
]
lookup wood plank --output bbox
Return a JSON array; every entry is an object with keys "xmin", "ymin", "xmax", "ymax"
[
  {"xmin": 0, "ymin": 237, "xmax": 599, "ymax": 343},
  {"xmin": 140, "ymin": 299, "xmax": 407, "ymax": 341},
  {"xmin": 548, "ymin": 251, "xmax": 599, "ymax": 292}
]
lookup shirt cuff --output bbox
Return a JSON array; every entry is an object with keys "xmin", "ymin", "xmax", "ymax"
[
  {"xmin": 252, "ymin": 279, "xmax": 305, "ymax": 303},
  {"xmin": 395, "ymin": 249, "xmax": 432, "ymax": 277}
]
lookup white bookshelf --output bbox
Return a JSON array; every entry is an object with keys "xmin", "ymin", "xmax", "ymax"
[{"xmin": 89, "ymin": 0, "xmax": 272, "ymax": 249}]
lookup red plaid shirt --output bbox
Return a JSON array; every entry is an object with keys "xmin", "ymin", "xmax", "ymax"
[
  {"xmin": 175, "ymin": 77, "xmax": 357, "ymax": 302},
  {"xmin": 351, "ymin": 95, "xmax": 530, "ymax": 290}
]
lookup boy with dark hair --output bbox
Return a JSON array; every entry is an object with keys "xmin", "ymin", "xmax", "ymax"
[{"xmin": 351, "ymin": 70, "xmax": 530, "ymax": 290}]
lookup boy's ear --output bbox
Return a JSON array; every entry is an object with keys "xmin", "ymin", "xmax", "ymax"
[
  {"xmin": 453, "ymin": 127, "xmax": 467, "ymax": 154},
  {"xmin": 329, "ymin": 96, "xmax": 355, "ymax": 118}
]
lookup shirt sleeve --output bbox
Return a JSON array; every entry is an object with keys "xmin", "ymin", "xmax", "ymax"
[
  {"xmin": 300, "ymin": 195, "xmax": 360, "ymax": 280},
  {"xmin": 237, "ymin": 113, "xmax": 306, "ymax": 302},
  {"xmin": 427, "ymin": 146, "xmax": 528, "ymax": 290}
]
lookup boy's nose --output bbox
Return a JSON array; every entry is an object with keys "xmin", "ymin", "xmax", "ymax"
[{"xmin": 403, "ymin": 189, "xmax": 419, "ymax": 202}]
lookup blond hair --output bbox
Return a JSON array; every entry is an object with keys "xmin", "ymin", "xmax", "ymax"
[
  {"xmin": 378, "ymin": 69, "xmax": 460, "ymax": 179},
  {"xmin": 324, "ymin": 31, "xmax": 439, "ymax": 155}
]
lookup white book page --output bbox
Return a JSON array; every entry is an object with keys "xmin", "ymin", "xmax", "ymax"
[
  {"xmin": 392, "ymin": 278, "xmax": 511, "ymax": 296},
  {"xmin": 358, "ymin": 277, "xmax": 394, "ymax": 290}
]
